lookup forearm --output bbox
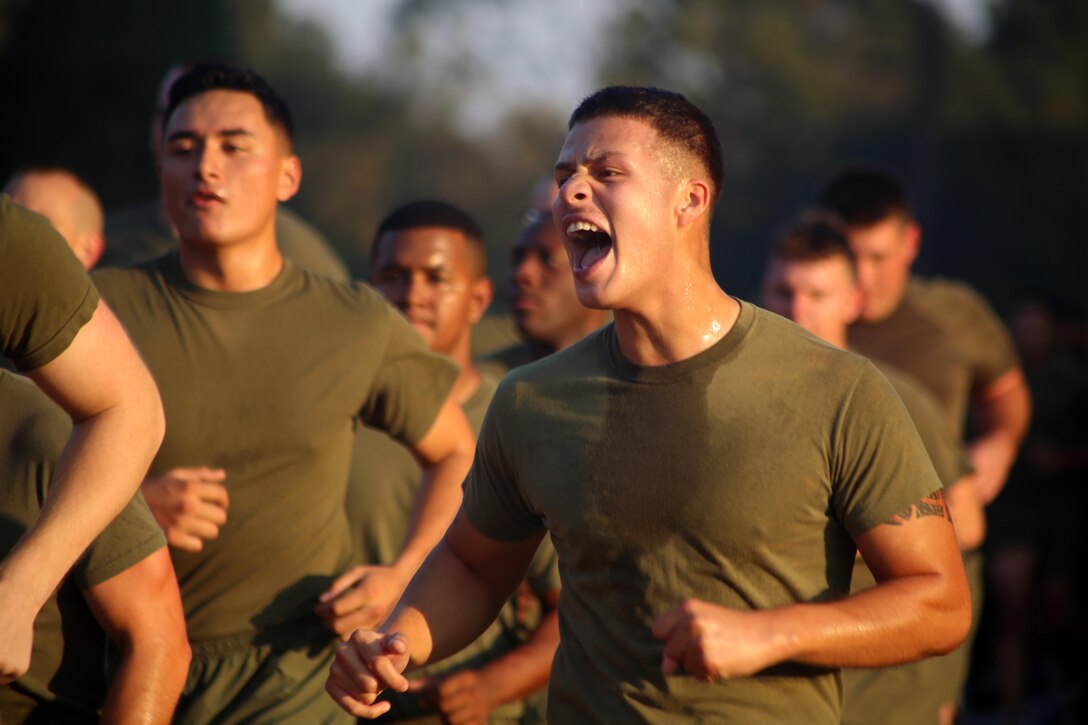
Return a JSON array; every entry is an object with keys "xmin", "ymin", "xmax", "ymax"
[
  {"xmin": 1, "ymin": 406, "xmax": 163, "ymax": 610},
  {"xmin": 101, "ymin": 639, "xmax": 191, "ymax": 725},
  {"xmin": 382, "ymin": 538, "xmax": 512, "ymax": 668},
  {"xmin": 968, "ymin": 372, "xmax": 1031, "ymax": 503},
  {"xmin": 393, "ymin": 446, "xmax": 473, "ymax": 575},
  {"xmin": 765, "ymin": 570, "xmax": 970, "ymax": 669},
  {"xmin": 476, "ymin": 608, "xmax": 559, "ymax": 704}
]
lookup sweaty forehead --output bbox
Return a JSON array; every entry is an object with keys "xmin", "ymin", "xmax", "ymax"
[
  {"xmin": 166, "ymin": 90, "xmax": 274, "ymax": 137},
  {"xmin": 376, "ymin": 227, "xmax": 468, "ymax": 265},
  {"xmin": 557, "ymin": 116, "xmax": 661, "ymax": 164}
]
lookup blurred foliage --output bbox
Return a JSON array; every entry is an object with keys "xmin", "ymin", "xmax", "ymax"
[{"xmin": 0, "ymin": 0, "xmax": 1084, "ymax": 310}]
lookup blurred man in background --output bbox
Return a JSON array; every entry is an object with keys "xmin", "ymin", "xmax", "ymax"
[
  {"xmin": 326, "ymin": 199, "xmax": 560, "ymax": 724},
  {"xmin": 4, "ymin": 167, "xmax": 105, "ymax": 270},
  {"xmin": 761, "ymin": 211, "xmax": 984, "ymax": 725},
  {"xmin": 822, "ymin": 166, "xmax": 1030, "ymax": 722}
]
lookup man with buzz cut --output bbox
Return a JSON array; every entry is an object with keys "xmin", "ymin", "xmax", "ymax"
[
  {"xmin": 761, "ymin": 211, "xmax": 986, "ymax": 725},
  {"xmin": 822, "ymin": 167, "xmax": 1030, "ymax": 721},
  {"xmin": 327, "ymin": 86, "xmax": 971, "ymax": 724},
  {"xmin": 320, "ymin": 199, "xmax": 560, "ymax": 724},
  {"xmin": 93, "ymin": 64, "xmax": 475, "ymax": 724}
]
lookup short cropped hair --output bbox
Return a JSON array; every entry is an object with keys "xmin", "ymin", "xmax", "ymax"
[
  {"xmin": 773, "ymin": 210, "xmax": 857, "ymax": 278},
  {"xmin": 164, "ymin": 63, "xmax": 294, "ymax": 147},
  {"xmin": 372, "ymin": 199, "xmax": 487, "ymax": 277},
  {"xmin": 820, "ymin": 166, "xmax": 910, "ymax": 226},
  {"xmin": 570, "ymin": 86, "xmax": 724, "ymax": 206}
]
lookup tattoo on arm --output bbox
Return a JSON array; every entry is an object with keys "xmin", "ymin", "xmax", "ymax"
[{"xmin": 888, "ymin": 490, "xmax": 951, "ymax": 525}]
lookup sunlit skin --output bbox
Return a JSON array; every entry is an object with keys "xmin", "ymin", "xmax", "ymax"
[
  {"xmin": 508, "ymin": 219, "xmax": 606, "ymax": 353},
  {"xmin": 761, "ymin": 255, "xmax": 861, "ymax": 348},
  {"xmin": 160, "ymin": 90, "xmax": 300, "ymax": 291},
  {"xmin": 4, "ymin": 170, "xmax": 104, "ymax": 269},
  {"xmin": 843, "ymin": 216, "xmax": 919, "ymax": 323},
  {"xmin": 552, "ymin": 116, "xmax": 736, "ymax": 365},
  {"xmin": 372, "ymin": 227, "xmax": 493, "ymax": 404}
]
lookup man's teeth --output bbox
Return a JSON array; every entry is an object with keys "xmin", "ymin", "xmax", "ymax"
[{"xmin": 567, "ymin": 221, "xmax": 601, "ymax": 235}]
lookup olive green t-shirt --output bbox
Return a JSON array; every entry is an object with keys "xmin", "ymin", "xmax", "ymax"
[
  {"xmin": 0, "ymin": 195, "xmax": 99, "ymax": 371},
  {"xmin": 463, "ymin": 301, "xmax": 943, "ymax": 724},
  {"xmin": 349, "ymin": 373, "xmax": 501, "ymax": 568},
  {"xmin": 477, "ymin": 341, "xmax": 538, "ymax": 380},
  {"xmin": 848, "ymin": 277, "xmax": 1019, "ymax": 436},
  {"xmin": 348, "ymin": 372, "xmax": 561, "ymax": 722},
  {"xmin": 0, "ymin": 371, "xmax": 166, "ymax": 723},
  {"xmin": 93, "ymin": 253, "xmax": 457, "ymax": 641},
  {"xmin": 102, "ymin": 199, "xmax": 350, "ymax": 282}
]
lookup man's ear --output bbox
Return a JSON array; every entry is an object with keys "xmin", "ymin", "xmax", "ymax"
[
  {"xmin": 467, "ymin": 276, "xmax": 494, "ymax": 325},
  {"xmin": 277, "ymin": 155, "xmax": 302, "ymax": 202},
  {"xmin": 677, "ymin": 179, "xmax": 711, "ymax": 229},
  {"xmin": 83, "ymin": 233, "xmax": 106, "ymax": 270},
  {"xmin": 902, "ymin": 220, "xmax": 921, "ymax": 265}
]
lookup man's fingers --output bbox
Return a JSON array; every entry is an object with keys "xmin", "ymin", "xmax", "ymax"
[
  {"xmin": 197, "ymin": 467, "xmax": 227, "ymax": 482},
  {"xmin": 436, "ymin": 672, "xmax": 469, "ymax": 697},
  {"xmin": 194, "ymin": 500, "xmax": 228, "ymax": 526},
  {"xmin": 180, "ymin": 515, "xmax": 223, "ymax": 542},
  {"xmin": 325, "ymin": 679, "xmax": 390, "ymax": 719},
  {"xmin": 661, "ymin": 628, "xmax": 693, "ymax": 676},
  {"xmin": 320, "ymin": 567, "xmax": 366, "ymax": 603},
  {"xmin": 651, "ymin": 604, "xmax": 685, "ymax": 640},
  {"xmin": 369, "ymin": 654, "xmax": 409, "ymax": 693},
  {"xmin": 196, "ymin": 480, "xmax": 230, "ymax": 508},
  {"xmin": 165, "ymin": 530, "xmax": 205, "ymax": 552}
]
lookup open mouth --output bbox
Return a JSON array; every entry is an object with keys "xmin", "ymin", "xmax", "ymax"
[
  {"xmin": 190, "ymin": 189, "xmax": 224, "ymax": 208},
  {"xmin": 565, "ymin": 221, "xmax": 613, "ymax": 273}
]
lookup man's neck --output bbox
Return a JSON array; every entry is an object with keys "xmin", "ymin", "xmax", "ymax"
[
  {"xmin": 613, "ymin": 278, "xmax": 740, "ymax": 367},
  {"xmin": 447, "ymin": 335, "xmax": 483, "ymax": 406},
  {"xmin": 178, "ymin": 237, "xmax": 284, "ymax": 292}
]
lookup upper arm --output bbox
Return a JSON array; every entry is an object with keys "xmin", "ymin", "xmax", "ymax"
[
  {"xmin": 972, "ymin": 366, "xmax": 1031, "ymax": 438},
  {"xmin": 28, "ymin": 301, "xmax": 163, "ymax": 432},
  {"xmin": 853, "ymin": 490, "xmax": 966, "ymax": 590},
  {"xmin": 82, "ymin": 547, "xmax": 187, "ymax": 649}
]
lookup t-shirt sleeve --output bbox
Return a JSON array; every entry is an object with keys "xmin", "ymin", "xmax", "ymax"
[
  {"xmin": 887, "ymin": 370, "xmax": 974, "ymax": 487},
  {"xmin": 0, "ymin": 195, "xmax": 99, "ymax": 371},
  {"xmin": 462, "ymin": 379, "xmax": 545, "ymax": 542},
  {"xmin": 72, "ymin": 492, "xmax": 166, "ymax": 590},
  {"xmin": 831, "ymin": 361, "xmax": 945, "ymax": 538},
  {"xmin": 357, "ymin": 297, "xmax": 459, "ymax": 446}
]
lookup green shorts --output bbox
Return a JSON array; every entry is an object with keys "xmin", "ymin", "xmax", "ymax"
[{"xmin": 176, "ymin": 618, "xmax": 351, "ymax": 725}]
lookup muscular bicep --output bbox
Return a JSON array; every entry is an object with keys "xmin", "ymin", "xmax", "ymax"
[
  {"xmin": 28, "ymin": 301, "xmax": 162, "ymax": 428},
  {"xmin": 854, "ymin": 489, "xmax": 965, "ymax": 586},
  {"xmin": 82, "ymin": 548, "xmax": 186, "ymax": 649}
]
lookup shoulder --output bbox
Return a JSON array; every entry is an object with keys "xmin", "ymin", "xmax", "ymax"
[
  {"xmin": 908, "ymin": 276, "xmax": 1001, "ymax": 322},
  {"xmin": 751, "ymin": 304, "xmax": 872, "ymax": 375}
]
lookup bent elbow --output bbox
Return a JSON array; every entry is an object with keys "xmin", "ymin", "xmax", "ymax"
[{"xmin": 931, "ymin": 592, "xmax": 973, "ymax": 656}]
